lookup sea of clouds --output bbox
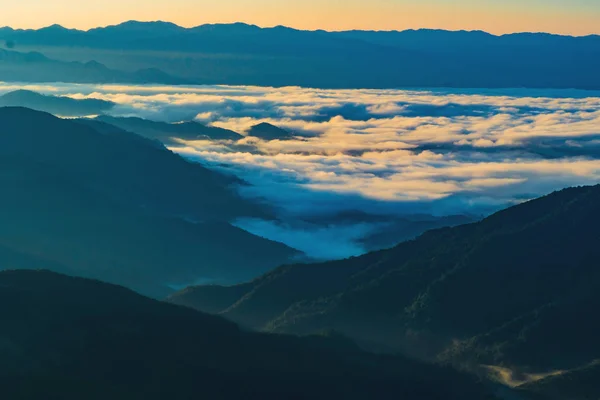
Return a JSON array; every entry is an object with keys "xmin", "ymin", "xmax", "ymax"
[{"xmin": 3, "ymin": 83, "xmax": 600, "ymax": 256}]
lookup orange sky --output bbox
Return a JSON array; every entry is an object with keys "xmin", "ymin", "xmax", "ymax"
[{"xmin": 1, "ymin": 0, "xmax": 599, "ymax": 35}]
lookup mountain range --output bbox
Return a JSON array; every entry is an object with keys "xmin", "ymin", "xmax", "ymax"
[
  {"xmin": 0, "ymin": 47, "xmax": 188, "ymax": 85},
  {"xmin": 169, "ymin": 184, "xmax": 600, "ymax": 398},
  {"xmin": 0, "ymin": 103, "xmax": 598, "ymax": 398},
  {"xmin": 1, "ymin": 21, "xmax": 599, "ymax": 89},
  {"xmin": 2, "ymin": 17, "xmax": 599, "ymax": 400}
]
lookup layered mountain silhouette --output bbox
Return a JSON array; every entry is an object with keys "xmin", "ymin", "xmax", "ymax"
[
  {"xmin": 0, "ymin": 107, "xmax": 298, "ymax": 296},
  {"xmin": 0, "ymin": 90, "xmax": 115, "ymax": 116},
  {"xmin": 0, "ymin": 48, "xmax": 188, "ymax": 84},
  {"xmin": 94, "ymin": 115, "xmax": 243, "ymax": 144},
  {"xmin": 1, "ymin": 22, "xmax": 599, "ymax": 89},
  {"xmin": 169, "ymin": 184, "xmax": 600, "ymax": 397},
  {"xmin": 0, "ymin": 269, "xmax": 498, "ymax": 400}
]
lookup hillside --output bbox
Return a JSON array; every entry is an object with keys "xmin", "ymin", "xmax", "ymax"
[
  {"xmin": 0, "ymin": 107, "xmax": 298, "ymax": 296},
  {"xmin": 169, "ymin": 184, "xmax": 600, "ymax": 394},
  {"xmin": 0, "ymin": 269, "xmax": 498, "ymax": 400}
]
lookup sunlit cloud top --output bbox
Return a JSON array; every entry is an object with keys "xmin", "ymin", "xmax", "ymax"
[
  {"xmin": 1, "ymin": 0, "xmax": 599, "ymax": 35},
  {"xmin": 2, "ymin": 81, "xmax": 598, "ymax": 217}
]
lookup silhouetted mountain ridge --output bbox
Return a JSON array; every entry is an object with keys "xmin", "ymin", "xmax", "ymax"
[
  {"xmin": 95, "ymin": 115, "xmax": 243, "ymax": 144},
  {"xmin": 1, "ymin": 22, "xmax": 598, "ymax": 88},
  {"xmin": 0, "ymin": 48, "xmax": 189, "ymax": 84}
]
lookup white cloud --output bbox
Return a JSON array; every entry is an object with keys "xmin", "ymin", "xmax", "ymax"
[{"xmin": 3, "ymin": 81, "xmax": 600, "ymax": 217}]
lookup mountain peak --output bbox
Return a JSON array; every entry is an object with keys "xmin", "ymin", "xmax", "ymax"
[
  {"xmin": 42, "ymin": 24, "xmax": 68, "ymax": 30},
  {"xmin": 87, "ymin": 20, "xmax": 185, "ymax": 34},
  {"xmin": 1, "ymin": 89, "xmax": 41, "ymax": 98},
  {"xmin": 191, "ymin": 22, "xmax": 261, "ymax": 32},
  {"xmin": 115, "ymin": 20, "xmax": 182, "ymax": 29},
  {"xmin": 247, "ymin": 122, "xmax": 294, "ymax": 141}
]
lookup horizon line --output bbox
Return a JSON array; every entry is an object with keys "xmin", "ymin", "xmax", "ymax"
[{"xmin": 1, "ymin": 20, "xmax": 599, "ymax": 38}]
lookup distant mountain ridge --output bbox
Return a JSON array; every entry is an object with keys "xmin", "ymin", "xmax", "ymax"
[
  {"xmin": 0, "ymin": 47, "xmax": 190, "ymax": 85},
  {"xmin": 1, "ymin": 21, "xmax": 599, "ymax": 89},
  {"xmin": 95, "ymin": 115, "xmax": 243, "ymax": 144},
  {"xmin": 2, "ymin": 21, "xmax": 597, "ymax": 39},
  {"xmin": 0, "ymin": 90, "xmax": 115, "ymax": 116}
]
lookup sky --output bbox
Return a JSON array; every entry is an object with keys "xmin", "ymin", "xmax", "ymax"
[{"xmin": 1, "ymin": 0, "xmax": 599, "ymax": 35}]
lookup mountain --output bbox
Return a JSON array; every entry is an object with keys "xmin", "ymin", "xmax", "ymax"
[
  {"xmin": 0, "ymin": 48, "xmax": 189, "ymax": 84},
  {"xmin": 1, "ymin": 22, "xmax": 599, "ymax": 89},
  {"xmin": 0, "ymin": 107, "xmax": 298, "ymax": 296},
  {"xmin": 169, "ymin": 184, "xmax": 600, "ymax": 397},
  {"xmin": 94, "ymin": 115, "xmax": 243, "ymax": 144},
  {"xmin": 0, "ymin": 22, "xmax": 403, "ymax": 57},
  {"xmin": 0, "ymin": 269, "xmax": 499, "ymax": 400},
  {"xmin": 0, "ymin": 90, "xmax": 115, "ymax": 116},
  {"xmin": 247, "ymin": 122, "xmax": 295, "ymax": 141}
]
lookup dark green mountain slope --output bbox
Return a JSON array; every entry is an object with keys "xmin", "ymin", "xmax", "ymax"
[
  {"xmin": 169, "ymin": 185, "xmax": 600, "ymax": 383},
  {"xmin": 0, "ymin": 90, "xmax": 115, "ymax": 116},
  {"xmin": 0, "ymin": 107, "xmax": 297, "ymax": 295},
  {"xmin": 0, "ymin": 270, "xmax": 498, "ymax": 400}
]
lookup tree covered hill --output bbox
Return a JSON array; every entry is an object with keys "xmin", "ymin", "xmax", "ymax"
[
  {"xmin": 170, "ymin": 184, "xmax": 600, "ymax": 398},
  {"xmin": 0, "ymin": 269, "xmax": 498, "ymax": 400}
]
